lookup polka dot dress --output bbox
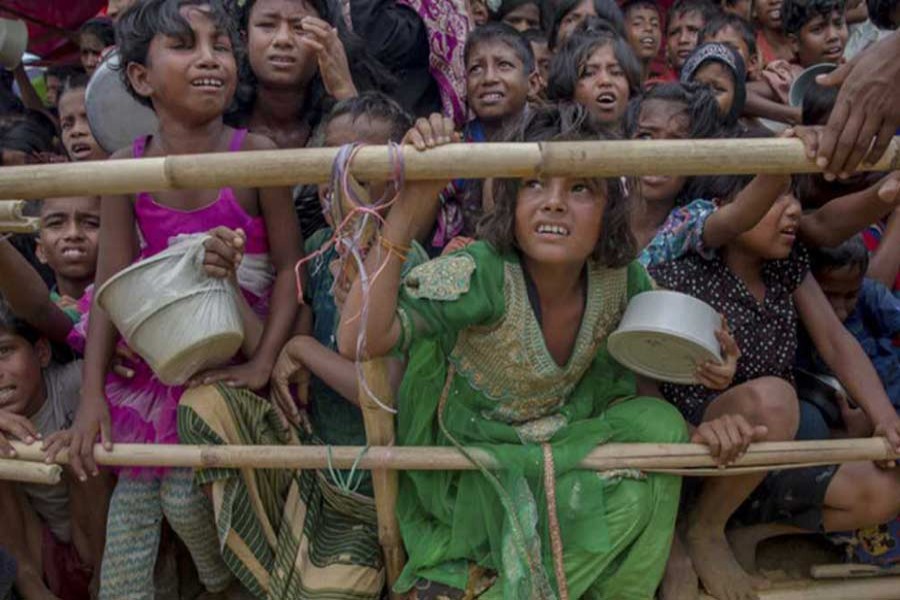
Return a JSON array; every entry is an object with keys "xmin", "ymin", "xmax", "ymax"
[{"xmin": 648, "ymin": 244, "xmax": 810, "ymax": 425}]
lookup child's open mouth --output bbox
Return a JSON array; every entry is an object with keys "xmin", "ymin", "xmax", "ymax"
[
  {"xmin": 479, "ymin": 91, "xmax": 505, "ymax": 105},
  {"xmin": 61, "ymin": 247, "xmax": 87, "ymax": 260},
  {"xmin": 70, "ymin": 143, "xmax": 93, "ymax": 158},
  {"xmin": 640, "ymin": 37, "xmax": 657, "ymax": 48},
  {"xmin": 191, "ymin": 78, "xmax": 224, "ymax": 89},
  {"xmin": 0, "ymin": 386, "xmax": 16, "ymax": 402},
  {"xmin": 268, "ymin": 55, "xmax": 297, "ymax": 67},
  {"xmin": 595, "ymin": 92, "xmax": 618, "ymax": 110},
  {"xmin": 536, "ymin": 223, "xmax": 570, "ymax": 237},
  {"xmin": 767, "ymin": 8, "xmax": 781, "ymax": 21}
]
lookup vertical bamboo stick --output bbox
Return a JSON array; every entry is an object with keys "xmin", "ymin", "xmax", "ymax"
[{"xmin": 359, "ymin": 359, "xmax": 406, "ymax": 598}]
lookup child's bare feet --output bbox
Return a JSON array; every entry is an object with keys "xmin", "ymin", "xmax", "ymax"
[
  {"xmin": 659, "ymin": 532, "xmax": 699, "ymax": 600},
  {"xmin": 685, "ymin": 511, "xmax": 769, "ymax": 600}
]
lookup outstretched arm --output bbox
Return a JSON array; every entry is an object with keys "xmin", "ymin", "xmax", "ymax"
[
  {"xmin": 338, "ymin": 115, "xmax": 457, "ymax": 360},
  {"xmin": 794, "ymin": 274, "xmax": 900, "ymax": 452},
  {"xmin": 0, "ymin": 237, "xmax": 73, "ymax": 343},
  {"xmin": 702, "ymin": 174, "xmax": 789, "ymax": 249}
]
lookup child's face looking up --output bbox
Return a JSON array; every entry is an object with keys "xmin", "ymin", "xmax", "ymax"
[
  {"xmin": 667, "ymin": 10, "xmax": 706, "ymax": 71},
  {"xmin": 633, "ymin": 99, "xmax": 689, "ymax": 205},
  {"xmin": 58, "ymin": 88, "xmax": 106, "ymax": 162},
  {"xmin": 79, "ymin": 33, "xmax": 108, "ymax": 75},
  {"xmin": 792, "ymin": 10, "xmax": 847, "ymax": 66},
  {"xmin": 574, "ymin": 43, "xmax": 631, "ymax": 125},
  {"xmin": 514, "ymin": 176, "xmax": 607, "ymax": 267},
  {"xmin": 815, "ymin": 265, "xmax": 863, "ymax": 322},
  {"xmin": 625, "ymin": 5, "xmax": 662, "ymax": 63},
  {"xmin": 247, "ymin": 0, "xmax": 320, "ymax": 89},
  {"xmin": 502, "ymin": 2, "xmax": 542, "ymax": 31},
  {"xmin": 319, "ymin": 114, "xmax": 397, "ymax": 224},
  {"xmin": 692, "ymin": 62, "xmax": 736, "ymax": 119},
  {"xmin": 557, "ymin": 0, "xmax": 598, "ymax": 46},
  {"xmin": 129, "ymin": 5, "xmax": 237, "ymax": 121},
  {"xmin": 0, "ymin": 331, "xmax": 49, "ymax": 417},
  {"xmin": 36, "ymin": 197, "xmax": 101, "ymax": 284},
  {"xmin": 466, "ymin": 40, "xmax": 535, "ymax": 124},
  {"xmin": 734, "ymin": 192, "xmax": 801, "ymax": 260},
  {"xmin": 755, "ymin": 0, "xmax": 783, "ymax": 31}
]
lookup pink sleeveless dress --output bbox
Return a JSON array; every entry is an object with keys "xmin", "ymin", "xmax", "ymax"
[{"xmin": 68, "ymin": 129, "xmax": 275, "ymax": 477}]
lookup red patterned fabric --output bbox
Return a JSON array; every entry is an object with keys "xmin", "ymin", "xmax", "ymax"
[{"xmin": 0, "ymin": 1, "xmax": 106, "ymax": 63}]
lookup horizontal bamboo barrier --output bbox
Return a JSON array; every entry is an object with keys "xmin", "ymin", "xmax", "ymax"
[
  {"xmin": 699, "ymin": 576, "xmax": 900, "ymax": 600},
  {"xmin": 0, "ymin": 458, "xmax": 61, "ymax": 485},
  {"xmin": 0, "ymin": 137, "xmax": 896, "ymax": 200},
  {"xmin": 7, "ymin": 438, "xmax": 897, "ymax": 474}
]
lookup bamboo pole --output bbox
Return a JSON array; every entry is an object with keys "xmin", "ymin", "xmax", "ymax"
[
  {"xmin": 0, "ymin": 199, "xmax": 38, "ymax": 233},
  {"xmin": 0, "ymin": 137, "xmax": 895, "ymax": 200},
  {"xmin": 8, "ymin": 438, "xmax": 897, "ymax": 473},
  {"xmin": 700, "ymin": 576, "xmax": 900, "ymax": 599},
  {"xmin": 0, "ymin": 458, "xmax": 61, "ymax": 485},
  {"xmin": 358, "ymin": 360, "xmax": 406, "ymax": 598}
]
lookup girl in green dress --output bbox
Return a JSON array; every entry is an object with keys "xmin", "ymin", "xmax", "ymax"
[{"xmin": 339, "ymin": 105, "xmax": 695, "ymax": 600}]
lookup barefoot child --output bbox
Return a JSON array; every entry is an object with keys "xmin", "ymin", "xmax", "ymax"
[
  {"xmin": 0, "ymin": 301, "xmax": 108, "ymax": 600},
  {"xmin": 61, "ymin": 1, "xmax": 301, "ymax": 597},
  {"xmin": 649, "ymin": 187, "xmax": 900, "ymax": 600},
  {"xmin": 338, "ymin": 103, "xmax": 691, "ymax": 599}
]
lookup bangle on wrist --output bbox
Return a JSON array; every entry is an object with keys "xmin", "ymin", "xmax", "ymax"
[{"xmin": 379, "ymin": 235, "xmax": 410, "ymax": 262}]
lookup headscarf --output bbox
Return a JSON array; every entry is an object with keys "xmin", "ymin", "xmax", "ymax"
[{"xmin": 680, "ymin": 42, "xmax": 746, "ymax": 127}]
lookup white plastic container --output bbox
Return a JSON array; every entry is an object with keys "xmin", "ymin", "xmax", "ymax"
[
  {"xmin": 608, "ymin": 290, "xmax": 722, "ymax": 384},
  {"xmin": 0, "ymin": 20, "xmax": 27, "ymax": 70},
  {"xmin": 789, "ymin": 63, "xmax": 836, "ymax": 107},
  {"xmin": 96, "ymin": 237, "xmax": 244, "ymax": 385}
]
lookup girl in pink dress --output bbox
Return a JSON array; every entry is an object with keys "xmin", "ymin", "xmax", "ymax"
[{"xmin": 61, "ymin": 1, "xmax": 301, "ymax": 597}]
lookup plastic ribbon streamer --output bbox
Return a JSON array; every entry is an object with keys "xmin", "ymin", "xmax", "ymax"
[{"xmin": 293, "ymin": 142, "xmax": 406, "ymax": 414}]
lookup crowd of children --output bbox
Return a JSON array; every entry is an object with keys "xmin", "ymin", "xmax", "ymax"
[{"xmin": 0, "ymin": 0, "xmax": 898, "ymax": 598}]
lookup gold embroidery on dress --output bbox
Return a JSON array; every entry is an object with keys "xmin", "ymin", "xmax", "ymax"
[
  {"xmin": 449, "ymin": 260, "xmax": 629, "ymax": 425},
  {"xmin": 403, "ymin": 253, "xmax": 476, "ymax": 301}
]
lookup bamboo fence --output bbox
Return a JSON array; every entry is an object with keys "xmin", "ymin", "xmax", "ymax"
[
  {"xmin": 7, "ymin": 438, "xmax": 897, "ymax": 473},
  {"xmin": 0, "ymin": 137, "xmax": 895, "ymax": 200},
  {"xmin": 3, "ymin": 137, "xmax": 900, "ymax": 598}
]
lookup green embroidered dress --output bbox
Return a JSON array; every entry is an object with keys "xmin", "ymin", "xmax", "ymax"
[{"xmin": 393, "ymin": 241, "xmax": 688, "ymax": 600}]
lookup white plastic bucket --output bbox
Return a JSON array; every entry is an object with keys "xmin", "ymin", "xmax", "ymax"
[
  {"xmin": 608, "ymin": 290, "xmax": 722, "ymax": 384},
  {"xmin": 96, "ymin": 238, "xmax": 244, "ymax": 385},
  {"xmin": 0, "ymin": 19, "xmax": 28, "ymax": 70}
]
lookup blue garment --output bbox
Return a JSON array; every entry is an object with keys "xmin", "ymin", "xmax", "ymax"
[
  {"xmin": 639, "ymin": 199, "xmax": 717, "ymax": 268},
  {"xmin": 844, "ymin": 279, "xmax": 900, "ymax": 408},
  {"xmin": 798, "ymin": 278, "xmax": 900, "ymax": 410}
]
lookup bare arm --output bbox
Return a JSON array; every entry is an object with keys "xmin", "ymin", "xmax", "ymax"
[
  {"xmin": 703, "ymin": 174, "xmax": 789, "ymax": 249},
  {"xmin": 744, "ymin": 83, "xmax": 802, "ymax": 124},
  {"xmin": 245, "ymin": 135, "xmax": 302, "ymax": 380},
  {"xmin": 337, "ymin": 115, "xmax": 456, "ymax": 359},
  {"xmin": 0, "ymin": 237, "xmax": 73, "ymax": 343},
  {"xmin": 12, "ymin": 65, "xmax": 49, "ymax": 114},
  {"xmin": 867, "ymin": 208, "xmax": 900, "ymax": 290},
  {"xmin": 794, "ymin": 274, "xmax": 899, "ymax": 429},
  {"xmin": 288, "ymin": 335, "xmax": 360, "ymax": 405},
  {"xmin": 799, "ymin": 174, "xmax": 899, "ymax": 247}
]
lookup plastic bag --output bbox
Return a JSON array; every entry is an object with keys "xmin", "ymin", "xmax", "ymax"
[{"xmin": 96, "ymin": 235, "xmax": 245, "ymax": 385}]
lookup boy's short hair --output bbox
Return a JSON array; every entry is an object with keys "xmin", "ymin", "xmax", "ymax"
[
  {"xmin": 323, "ymin": 92, "xmax": 413, "ymax": 143},
  {"xmin": 810, "ymin": 234, "xmax": 870, "ymax": 274},
  {"xmin": 116, "ymin": 0, "xmax": 239, "ymax": 108},
  {"xmin": 867, "ymin": 0, "xmax": 898, "ymax": 29},
  {"xmin": 669, "ymin": 0, "xmax": 719, "ymax": 27},
  {"xmin": 0, "ymin": 300, "xmax": 41, "ymax": 345},
  {"xmin": 478, "ymin": 103, "xmax": 637, "ymax": 268},
  {"xmin": 782, "ymin": 0, "xmax": 846, "ymax": 34},
  {"xmin": 549, "ymin": 0, "xmax": 628, "ymax": 49},
  {"xmin": 547, "ymin": 26, "xmax": 643, "ymax": 103},
  {"xmin": 801, "ymin": 80, "xmax": 839, "ymax": 125},
  {"xmin": 700, "ymin": 12, "xmax": 758, "ymax": 56},
  {"xmin": 61, "ymin": 72, "xmax": 92, "ymax": 97},
  {"xmin": 464, "ymin": 22, "xmax": 536, "ymax": 74},
  {"xmin": 621, "ymin": 0, "xmax": 663, "ymax": 18}
]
